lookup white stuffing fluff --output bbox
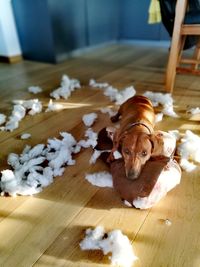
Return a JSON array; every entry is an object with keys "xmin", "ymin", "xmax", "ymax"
[
  {"xmin": 165, "ymin": 219, "xmax": 172, "ymax": 226},
  {"xmin": 0, "ymin": 113, "xmax": 6, "ymax": 125},
  {"xmin": 155, "ymin": 113, "xmax": 163, "ymax": 123},
  {"xmin": 89, "ymin": 78, "xmax": 136, "ymax": 105},
  {"xmin": 143, "ymin": 91, "xmax": 173, "ymax": 107},
  {"xmin": 0, "ymin": 132, "xmax": 80, "ymax": 196},
  {"xmin": 85, "ymin": 171, "xmax": 113, "ymax": 188},
  {"xmin": 0, "ymin": 170, "xmax": 18, "ymax": 196},
  {"xmin": 168, "ymin": 130, "xmax": 180, "ymax": 141},
  {"xmin": 187, "ymin": 107, "xmax": 200, "ymax": 115},
  {"xmin": 1, "ymin": 99, "xmax": 43, "ymax": 131},
  {"xmin": 80, "ymin": 226, "xmax": 105, "ymax": 250},
  {"xmin": 82, "ymin": 113, "xmax": 98, "ymax": 127},
  {"xmin": 177, "ymin": 130, "xmax": 200, "ymax": 163},
  {"xmin": 46, "ymin": 132, "xmax": 78, "ymax": 175},
  {"xmin": 0, "ymin": 99, "xmax": 42, "ymax": 131},
  {"xmin": 100, "ymin": 107, "xmax": 116, "ymax": 117},
  {"xmin": 89, "ymin": 150, "xmax": 102, "ymax": 164},
  {"xmin": 113, "ymin": 150, "xmax": 122, "ymax": 159},
  {"xmin": 13, "ymin": 99, "xmax": 43, "ymax": 115},
  {"xmin": 179, "ymin": 158, "xmax": 197, "ymax": 172},
  {"xmin": 28, "ymin": 86, "xmax": 42, "ymax": 94},
  {"xmin": 3, "ymin": 104, "xmax": 26, "ymax": 131},
  {"xmin": 104, "ymin": 86, "xmax": 136, "ymax": 105},
  {"xmin": 21, "ymin": 133, "xmax": 31, "ymax": 140},
  {"xmin": 162, "ymin": 104, "xmax": 179, "ymax": 118},
  {"xmin": 176, "ymin": 130, "xmax": 200, "ymax": 172},
  {"xmin": 50, "ymin": 74, "xmax": 81, "ymax": 100},
  {"xmin": 103, "ymin": 86, "xmax": 118, "ymax": 101},
  {"xmin": 89, "ymin": 148, "xmax": 115, "ymax": 164},
  {"xmin": 45, "ymin": 99, "xmax": 64, "ymax": 112},
  {"xmin": 89, "ymin": 79, "xmax": 109, "ymax": 88},
  {"xmin": 89, "ymin": 149, "xmax": 110, "ymax": 165},
  {"xmin": 78, "ymin": 128, "xmax": 97, "ymax": 149},
  {"xmin": 143, "ymin": 91, "xmax": 179, "ymax": 118},
  {"xmin": 115, "ymin": 86, "xmax": 136, "ymax": 105},
  {"xmin": 80, "ymin": 226, "xmax": 137, "ymax": 267}
]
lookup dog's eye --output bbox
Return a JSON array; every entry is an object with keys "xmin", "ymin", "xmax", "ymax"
[
  {"xmin": 123, "ymin": 148, "xmax": 131, "ymax": 155},
  {"xmin": 141, "ymin": 151, "xmax": 147, "ymax": 157}
]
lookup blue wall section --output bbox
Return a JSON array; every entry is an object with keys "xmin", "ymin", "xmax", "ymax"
[
  {"xmin": 86, "ymin": 0, "xmax": 120, "ymax": 45},
  {"xmin": 48, "ymin": 0, "xmax": 87, "ymax": 56},
  {"xmin": 120, "ymin": 0, "xmax": 160, "ymax": 40},
  {"xmin": 12, "ymin": 0, "xmax": 55, "ymax": 63},
  {"xmin": 119, "ymin": 0, "xmax": 169, "ymax": 41},
  {"xmin": 12, "ymin": 0, "xmax": 169, "ymax": 63},
  {"xmin": 160, "ymin": 25, "xmax": 170, "ymax": 40}
]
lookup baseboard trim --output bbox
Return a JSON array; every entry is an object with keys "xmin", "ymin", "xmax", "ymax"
[
  {"xmin": 56, "ymin": 40, "xmax": 117, "ymax": 62},
  {"xmin": 119, "ymin": 39, "xmax": 170, "ymax": 48},
  {"xmin": 0, "ymin": 54, "xmax": 23, "ymax": 63},
  {"xmin": 56, "ymin": 40, "xmax": 170, "ymax": 62}
]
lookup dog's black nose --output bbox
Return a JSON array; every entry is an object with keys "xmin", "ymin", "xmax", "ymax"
[{"xmin": 127, "ymin": 170, "xmax": 139, "ymax": 180}]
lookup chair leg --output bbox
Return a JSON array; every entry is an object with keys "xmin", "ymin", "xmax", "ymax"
[
  {"xmin": 165, "ymin": 37, "xmax": 182, "ymax": 93},
  {"xmin": 166, "ymin": 35, "xmax": 186, "ymax": 92},
  {"xmin": 192, "ymin": 38, "xmax": 200, "ymax": 70},
  {"xmin": 165, "ymin": 0, "xmax": 188, "ymax": 93},
  {"xmin": 178, "ymin": 36, "xmax": 186, "ymax": 64}
]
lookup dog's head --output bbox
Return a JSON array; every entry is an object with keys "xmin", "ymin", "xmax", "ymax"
[{"xmin": 120, "ymin": 132, "xmax": 154, "ymax": 180}]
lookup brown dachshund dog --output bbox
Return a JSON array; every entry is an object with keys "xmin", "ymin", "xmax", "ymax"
[{"xmin": 108, "ymin": 95, "xmax": 155, "ymax": 180}]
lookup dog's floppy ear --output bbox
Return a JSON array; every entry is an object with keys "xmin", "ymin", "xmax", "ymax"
[
  {"xmin": 149, "ymin": 132, "xmax": 164, "ymax": 157},
  {"xmin": 149, "ymin": 134, "xmax": 159, "ymax": 154},
  {"xmin": 115, "ymin": 130, "xmax": 130, "ymax": 152}
]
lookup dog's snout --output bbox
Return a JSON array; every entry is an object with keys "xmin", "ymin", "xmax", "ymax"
[{"xmin": 127, "ymin": 170, "xmax": 139, "ymax": 180}]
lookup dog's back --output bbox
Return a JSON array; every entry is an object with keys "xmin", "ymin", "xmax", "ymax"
[{"xmin": 117, "ymin": 95, "xmax": 155, "ymax": 133}]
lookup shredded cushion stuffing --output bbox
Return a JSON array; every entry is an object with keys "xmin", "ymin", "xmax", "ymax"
[
  {"xmin": 28, "ymin": 86, "xmax": 43, "ymax": 94},
  {"xmin": 0, "ymin": 132, "xmax": 80, "ymax": 196},
  {"xmin": 82, "ymin": 113, "xmax": 98, "ymax": 127},
  {"xmin": 80, "ymin": 226, "xmax": 137, "ymax": 267},
  {"xmin": 45, "ymin": 99, "xmax": 64, "ymax": 112},
  {"xmin": 50, "ymin": 74, "xmax": 81, "ymax": 100},
  {"xmin": 143, "ymin": 91, "xmax": 179, "ymax": 118}
]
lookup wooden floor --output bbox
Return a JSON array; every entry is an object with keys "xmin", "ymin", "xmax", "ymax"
[{"xmin": 0, "ymin": 44, "xmax": 200, "ymax": 267}]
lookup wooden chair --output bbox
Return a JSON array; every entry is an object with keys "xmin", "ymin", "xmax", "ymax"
[{"xmin": 165, "ymin": 0, "xmax": 200, "ymax": 93}]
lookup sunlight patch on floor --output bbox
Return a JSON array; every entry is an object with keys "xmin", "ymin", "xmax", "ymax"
[
  {"xmin": 178, "ymin": 123, "xmax": 200, "ymax": 132},
  {"xmin": 34, "ymin": 254, "xmax": 107, "ymax": 267}
]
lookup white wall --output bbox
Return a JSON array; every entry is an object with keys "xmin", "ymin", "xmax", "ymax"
[{"xmin": 0, "ymin": 0, "xmax": 21, "ymax": 56}]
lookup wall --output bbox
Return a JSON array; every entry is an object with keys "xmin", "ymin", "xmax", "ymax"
[
  {"xmin": 119, "ymin": 0, "xmax": 169, "ymax": 41},
  {"xmin": 48, "ymin": 0, "xmax": 87, "ymax": 61},
  {"xmin": 48, "ymin": 0, "xmax": 120, "ymax": 50},
  {"xmin": 0, "ymin": 0, "xmax": 21, "ymax": 57},
  {"xmin": 13, "ymin": 0, "xmax": 121, "ymax": 62},
  {"xmin": 12, "ymin": 0, "xmax": 55, "ymax": 62},
  {"xmin": 12, "ymin": 0, "xmax": 169, "ymax": 63},
  {"xmin": 86, "ymin": 0, "xmax": 120, "ymax": 45}
]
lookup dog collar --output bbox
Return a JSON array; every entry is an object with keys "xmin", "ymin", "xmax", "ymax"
[{"xmin": 126, "ymin": 122, "xmax": 153, "ymax": 134}]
